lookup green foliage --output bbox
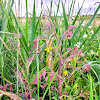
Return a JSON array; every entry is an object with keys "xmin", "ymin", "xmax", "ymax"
[{"xmin": 0, "ymin": 0, "xmax": 100, "ymax": 100}]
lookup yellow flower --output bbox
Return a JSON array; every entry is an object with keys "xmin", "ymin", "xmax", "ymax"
[
  {"xmin": 74, "ymin": 84, "xmax": 77, "ymax": 89},
  {"xmin": 99, "ymin": 45, "xmax": 100, "ymax": 50},
  {"xmin": 64, "ymin": 71, "xmax": 67, "ymax": 76},
  {"xmin": 44, "ymin": 47, "xmax": 52, "ymax": 52}
]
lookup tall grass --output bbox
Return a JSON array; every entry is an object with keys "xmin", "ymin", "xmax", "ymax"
[{"xmin": 0, "ymin": 0, "xmax": 100, "ymax": 100}]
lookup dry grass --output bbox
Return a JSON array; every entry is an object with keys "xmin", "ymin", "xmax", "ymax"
[{"xmin": 17, "ymin": 15, "xmax": 100, "ymax": 27}]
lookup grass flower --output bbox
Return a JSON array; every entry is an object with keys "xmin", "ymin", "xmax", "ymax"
[
  {"xmin": 90, "ymin": 50, "xmax": 94, "ymax": 54},
  {"xmin": 83, "ymin": 34, "xmax": 87, "ymax": 38},
  {"xmin": 91, "ymin": 30, "xmax": 94, "ymax": 34},
  {"xmin": 88, "ymin": 26, "xmax": 92, "ymax": 29},
  {"xmin": 83, "ymin": 64, "xmax": 91, "ymax": 72},
  {"xmin": 68, "ymin": 25, "xmax": 76, "ymax": 30},
  {"xmin": 81, "ymin": 24, "xmax": 85, "ymax": 26},
  {"xmin": 75, "ymin": 42, "xmax": 82, "ymax": 48},
  {"xmin": 71, "ymin": 17, "xmax": 75, "ymax": 20},
  {"xmin": 74, "ymin": 44, "xmax": 80, "ymax": 48},
  {"xmin": 77, "ymin": 42, "xmax": 81, "ymax": 45},
  {"xmin": 44, "ymin": 47, "xmax": 52, "ymax": 52},
  {"xmin": 82, "ymin": 45, "xmax": 84, "ymax": 48}
]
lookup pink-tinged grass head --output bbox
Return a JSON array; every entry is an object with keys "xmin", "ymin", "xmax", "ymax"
[
  {"xmin": 42, "ymin": 70, "xmax": 47, "ymax": 79},
  {"xmin": 68, "ymin": 25, "xmax": 76, "ymax": 30}
]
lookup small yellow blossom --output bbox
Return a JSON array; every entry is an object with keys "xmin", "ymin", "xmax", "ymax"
[
  {"xmin": 44, "ymin": 47, "xmax": 52, "ymax": 52},
  {"xmin": 99, "ymin": 45, "xmax": 100, "ymax": 50},
  {"xmin": 64, "ymin": 71, "xmax": 67, "ymax": 76},
  {"xmin": 74, "ymin": 84, "xmax": 77, "ymax": 89}
]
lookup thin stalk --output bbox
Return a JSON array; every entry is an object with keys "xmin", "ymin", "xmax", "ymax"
[
  {"xmin": 58, "ymin": 50, "xmax": 63, "ymax": 100},
  {"xmin": 47, "ymin": 69, "xmax": 51, "ymax": 100},
  {"xmin": 31, "ymin": 0, "xmax": 35, "ymax": 47},
  {"xmin": 99, "ymin": 75, "xmax": 100, "ymax": 100},
  {"xmin": 89, "ymin": 73, "xmax": 93, "ymax": 100},
  {"xmin": 42, "ymin": 71, "xmax": 58, "ymax": 100},
  {"xmin": 58, "ymin": 64, "xmax": 62, "ymax": 98},
  {"xmin": 0, "ymin": 31, "xmax": 14, "ymax": 34},
  {"xmin": 99, "ymin": 85, "xmax": 100, "ymax": 100},
  {"xmin": 37, "ymin": 33, "xmax": 39, "ymax": 100},
  {"xmin": 0, "ymin": 0, "xmax": 8, "ymax": 86},
  {"xmin": 0, "ymin": 54, "xmax": 5, "ymax": 85},
  {"xmin": 17, "ymin": 24, "xmax": 19, "ymax": 100},
  {"xmin": 26, "ymin": 0, "xmax": 28, "ymax": 42},
  {"xmin": 19, "ymin": 52, "xmax": 28, "ymax": 76},
  {"xmin": 19, "ymin": 51, "xmax": 32, "ymax": 99}
]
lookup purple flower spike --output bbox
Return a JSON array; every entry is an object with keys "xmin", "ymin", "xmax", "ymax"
[
  {"xmin": 68, "ymin": 25, "xmax": 76, "ymax": 30},
  {"xmin": 83, "ymin": 64, "xmax": 91, "ymax": 72},
  {"xmin": 42, "ymin": 70, "xmax": 47, "ymax": 79},
  {"xmin": 68, "ymin": 36, "xmax": 71, "ymax": 40},
  {"xmin": 45, "ymin": 23, "xmax": 51, "ymax": 29},
  {"xmin": 33, "ymin": 77, "xmax": 37, "ymax": 85}
]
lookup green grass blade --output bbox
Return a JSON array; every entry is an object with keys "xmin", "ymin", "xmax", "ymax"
[
  {"xmin": 0, "ymin": 31, "xmax": 14, "ymax": 34},
  {"xmin": 49, "ymin": 0, "xmax": 53, "ymax": 17},
  {"xmin": 72, "ymin": 0, "xmax": 85, "ymax": 25},
  {"xmin": 26, "ymin": 0, "xmax": 28, "ymax": 42},
  {"xmin": 68, "ymin": 0, "xmax": 75, "ymax": 20},
  {"xmin": 0, "ymin": 2, "xmax": 8, "ymax": 85},
  {"xmin": 37, "ymin": 30, "xmax": 39, "ymax": 100},
  {"xmin": 62, "ymin": 1, "xmax": 68, "ymax": 30},
  {"xmin": 89, "ymin": 74, "xmax": 93, "ymax": 100},
  {"xmin": 35, "ymin": 13, "xmax": 42, "ymax": 32},
  {"xmin": 9, "ymin": 0, "xmax": 14, "ymax": 15},
  {"xmin": 7, "ymin": 0, "xmax": 11, "ymax": 10},
  {"xmin": 99, "ymin": 69, "xmax": 100, "ymax": 100},
  {"xmin": 17, "ymin": 24, "xmax": 19, "ymax": 100},
  {"xmin": 68, "ymin": 0, "xmax": 73, "ymax": 19},
  {"xmin": 42, "ymin": 71, "xmax": 58, "ymax": 100},
  {"xmin": 94, "ymin": 85, "xmax": 98, "ymax": 100},
  {"xmin": 91, "ymin": 66, "xmax": 99, "ymax": 81},
  {"xmin": 11, "ymin": 8, "xmax": 29, "ymax": 56},
  {"xmin": 71, "ymin": 17, "xmax": 85, "ymax": 43},
  {"xmin": 0, "ymin": 52, "xmax": 4, "ymax": 85},
  {"xmin": 29, "ymin": 12, "xmax": 42, "ymax": 50},
  {"xmin": 54, "ymin": 0, "xmax": 60, "ymax": 33},
  {"xmin": 56, "ymin": 0, "xmax": 60, "ymax": 16},
  {"xmin": 70, "ymin": 0, "xmax": 75, "ymax": 17},
  {"xmin": 99, "ymin": 84, "xmax": 100, "ymax": 100},
  {"xmin": 68, "ymin": 73, "xmax": 82, "ymax": 96},
  {"xmin": 31, "ymin": 0, "xmax": 36, "ymax": 47}
]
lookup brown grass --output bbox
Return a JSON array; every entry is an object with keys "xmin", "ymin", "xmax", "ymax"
[{"xmin": 17, "ymin": 15, "xmax": 100, "ymax": 27}]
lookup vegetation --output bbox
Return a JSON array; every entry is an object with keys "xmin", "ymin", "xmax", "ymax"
[{"xmin": 0, "ymin": 0, "xmax": 100, "ymax": 100}]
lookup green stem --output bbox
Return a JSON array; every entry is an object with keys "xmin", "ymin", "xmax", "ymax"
[
  {"xmin": 99, "ymin": 85, "xmax": 100, "ymax": 100},
  {"xmin": 26, "ymin": 0, "xmax": 28, "ymax": 42},
  {"xmin": 47, "ymin": 69, "xmax": 51, "ymax": 100},
  {"xmin": 0, "ymin": 53, "xmax": 5, "ymax": 85},
  {"xmin": 37, "ymin": 34, "xmax": 39, "ymax": 100},
  {"xmin": 17, "ymin": 22, "xmax": 19, "ymax": 100}
]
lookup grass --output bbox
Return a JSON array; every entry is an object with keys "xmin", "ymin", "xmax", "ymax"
[
  {"xmin": 0, "ymin": 0, "xmax": 100, "ymax": 100},
  {"xmin": 18, "ymin": 15, "xmax": 100, "ymax": 26}
]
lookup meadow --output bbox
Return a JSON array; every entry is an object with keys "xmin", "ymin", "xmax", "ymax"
[{"xmin": 0, "ymin": 0, "xmax": 100, "ymax": 100}]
